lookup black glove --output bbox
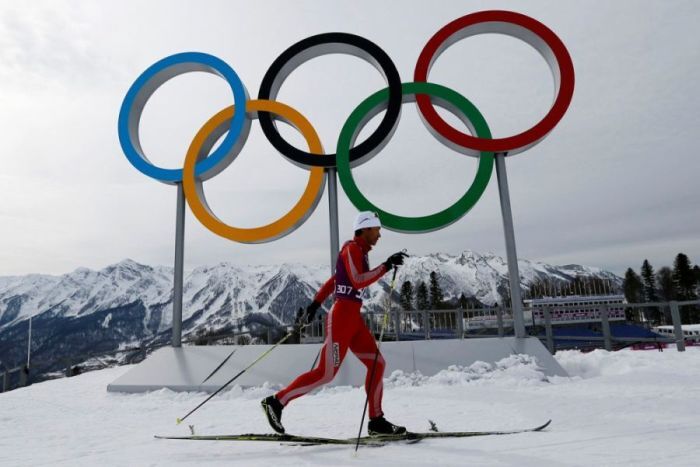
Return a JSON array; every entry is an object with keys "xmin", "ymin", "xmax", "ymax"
[
  {"xmin": 295, "ymin": 301, "xmax": 321, "ymax": 327},
  {"xmin": 383, "ymin": 251, "xmax": 408, "ymax": 271}
]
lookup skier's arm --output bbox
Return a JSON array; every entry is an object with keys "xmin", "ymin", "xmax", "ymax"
[
  {"xmin": 341, "ymin": 243, "xmax": 387, "ymax": 289},
  {"xmin": 314, "ymin": 275, "xmax": 336, "ymax": 304},
  {"xmin": 297, "ymin": 275, "xmax": 335, "ymax": 326}
]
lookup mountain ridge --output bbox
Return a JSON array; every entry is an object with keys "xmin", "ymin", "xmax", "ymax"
[{"xmin": 0, "ymin": 251, "xmax": 620, "ymax": 331}]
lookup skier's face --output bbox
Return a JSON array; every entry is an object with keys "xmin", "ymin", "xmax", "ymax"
[{"xmin": 363, "ymin": 227, "xmax": 381, "ymax": 246}]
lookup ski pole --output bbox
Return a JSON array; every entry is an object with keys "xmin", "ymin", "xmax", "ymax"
[
  {"xmin": 176, "ymin": 323, "xmax": 308, "ymax": 425},
  {"xmin": 354, "ymin": 263, "xmax": 400, "ymax": 452}
]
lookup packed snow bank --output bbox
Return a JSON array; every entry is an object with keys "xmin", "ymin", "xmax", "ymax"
[
  {"xmin": 385, "ymin": 354, "xmax": 550, "ymax": 388},
  {"xmin": 1, "ymin": 348, "xmax": 699, "ymax": 466},
  {"xmin": 555, "ymin": 347, "xmax": 700, "ymax": 379}
]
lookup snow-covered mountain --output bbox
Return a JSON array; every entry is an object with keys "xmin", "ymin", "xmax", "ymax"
[
  {"xmin": 0, "ymin": 253, "xmax": 620, "ymax": 332},
  {"xmin": 0, "ymin": 252, "xmax": 620, "ymax": 377}
]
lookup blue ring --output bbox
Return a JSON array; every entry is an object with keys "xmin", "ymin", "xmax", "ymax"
[{"xmin": 118, "ymin": 52, "xmax": 248, "ymax": 184}]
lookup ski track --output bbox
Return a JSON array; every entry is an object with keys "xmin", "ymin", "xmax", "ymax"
[{"xmin": 1, "ymin": 348, "xmax": 699, "ymax": 466}]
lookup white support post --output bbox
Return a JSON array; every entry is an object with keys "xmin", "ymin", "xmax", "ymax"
[
  {"xmin": 327, "ymin": 168, "xmax": 340, "ymax": 272},
  {"xmin": 172, "ymin": 183, "xmax": 185, "ymax": 348},
  {"xmin": 495, "ymin": 153, "xmax": 526, "ymax": 338}
]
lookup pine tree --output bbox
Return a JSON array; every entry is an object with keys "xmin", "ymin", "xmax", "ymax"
[
  {"xmin": 672, "ymin": 253, "xmax": 697, "ymax": 300},
  {"xmin": 236, "ymin": 335, "xmax": 251, "ymax": 345},
  {"xmin": 458, "ymin": 293, "xmax": 469, "ymax": 309},
  {"xmin": 693, "ymin": 265, "xmax": 700, "ymax": 323},
  {"xmin": 416, "ymin": 281, "xmax": 429, "ymax": 310},
  {"xmin": 458, "ymin": 294, "xmax": 484, "ymax": 309},
  {"xmin": 571, "ymin": 277, "xmax": 585, "ymax": 296},
  {"xmin": 640, "ymin": 260, "xmax": 658, "ymax": 302},
  {"xmin": 429, "ymin": 271, "xmax": 444, "ymax": 309},
  {"xmin": 656, "ymin": 267, "xmax": 675, "ymax": 301},
  {"xmin": 530, "ymin": 278, "xmax": 559, "ymax": 298},
  {"xmin": 399, "ymin": 280, "xmax": 414, "ymax": 311},
  {"xmin": 528, "ymin": 279, "xmax": 541, "ymax": 299},
  {"xmin": 623, "ymin": 268, "xmax": 643, "ymax": 303}
]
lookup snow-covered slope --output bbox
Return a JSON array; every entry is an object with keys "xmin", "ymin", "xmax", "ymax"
[
  {"xmin": 0, "ymin": 260, "xmax": 172, "ymax": 327},
  {"xmin": 1, "ymin": 348, "xmax": 698, "ymax": 466},
  {"xmin": 396, "ymin": 251, "xmax": 618, "ymax": 306}
]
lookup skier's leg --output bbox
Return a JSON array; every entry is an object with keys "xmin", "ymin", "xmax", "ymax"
[
  {"xmin": 350, "ymin": 322, "xmax": 385, "ymax": 419},
  {"xmin": 350, "ymin": 322, "xmax": 406, "ymax": 435},
  {"xmin": 275, "ymin": 303, "xmax": 352, "ymax": 406}
]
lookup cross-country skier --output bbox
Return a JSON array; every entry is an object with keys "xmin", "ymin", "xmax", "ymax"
[{"xmin": 261, "ymin": 211, "xmax": 408, "ymax": 436}]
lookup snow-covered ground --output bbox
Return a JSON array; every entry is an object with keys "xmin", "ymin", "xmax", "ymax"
[{"xmin": 1, "ymin": 348, "xmax": 699, "ymax": 466}]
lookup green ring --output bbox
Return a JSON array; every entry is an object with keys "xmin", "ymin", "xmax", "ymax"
[{"xmin": 336, "ymin": 81, "xmax": 494, "ymax": 233}]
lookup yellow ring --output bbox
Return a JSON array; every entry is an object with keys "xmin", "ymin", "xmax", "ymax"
[{"xmin": 183, "ymin": 100, "xmax": 325, "ymax": 243}]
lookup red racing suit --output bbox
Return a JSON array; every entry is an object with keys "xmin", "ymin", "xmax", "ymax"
[{"xmin": 275, "ymin": 236, "xmax": 388, "ymax": 418}]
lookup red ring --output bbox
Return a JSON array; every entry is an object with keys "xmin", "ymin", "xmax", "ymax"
[{"xmin": 414, "ymin": 10, "xmax": 575, "ymax": 155}]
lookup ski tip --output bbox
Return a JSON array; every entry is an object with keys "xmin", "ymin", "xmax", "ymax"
[
  {"xmin": 176, "ymin": 418, "xmax": 182, "ymax": 425},
  {"xmin": 537, "ymin": 419, "xmax": 552, "ymax": 431}
]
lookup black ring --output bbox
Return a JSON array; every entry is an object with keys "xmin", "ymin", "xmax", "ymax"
[{"xmin": 258, "ymin": 32, "xmax": 402, "ymax": 169}]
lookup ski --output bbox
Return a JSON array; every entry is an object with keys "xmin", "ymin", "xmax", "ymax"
[
  {"xmin": 369, "ymin": 419, "xmax": 552, "ymax": 442},
  {"xmin": 154, "ymin": 433, "xmax": 387, "ymax": 446},
  {"xmin": 154, "ymin": 419, "xmax": 551, "ymax": 446}
]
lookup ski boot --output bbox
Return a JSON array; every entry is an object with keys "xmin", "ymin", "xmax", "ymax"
[
  {"xmin": 367, "ymin": 415, "xmax": 406, "ymax": 436},
  {"xmin": 261, "ymin": 395, "xmax": 285, "ymax": 434}
]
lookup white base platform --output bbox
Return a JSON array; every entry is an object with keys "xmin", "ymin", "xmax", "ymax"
[{"xmin": 107, "ymin": 337, "xmax": 567, "ymax": 393}]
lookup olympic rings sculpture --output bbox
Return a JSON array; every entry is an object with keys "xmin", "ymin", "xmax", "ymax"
[{"xmin": 118, "ymin": 10, "xmax": 574, "ymax": 243}]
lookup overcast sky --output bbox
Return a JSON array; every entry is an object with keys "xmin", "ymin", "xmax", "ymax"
[{"xmin": 1, "ymin": 0, "xmax": 698, "ymax": 277}]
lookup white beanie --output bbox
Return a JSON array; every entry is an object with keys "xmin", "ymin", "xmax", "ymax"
[{"xmin": 353, "ymin": 211, "xmax": 381, "ymax": 231}]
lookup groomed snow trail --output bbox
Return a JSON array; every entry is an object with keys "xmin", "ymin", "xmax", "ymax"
[{"xmin": 1, "ymin": 348, "xmax": 698, "ymax": 466}]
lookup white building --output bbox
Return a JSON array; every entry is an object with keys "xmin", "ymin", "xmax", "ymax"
[{"xmin": 524, "ymin": 294, "xmax": 626, "ymax": 325}]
